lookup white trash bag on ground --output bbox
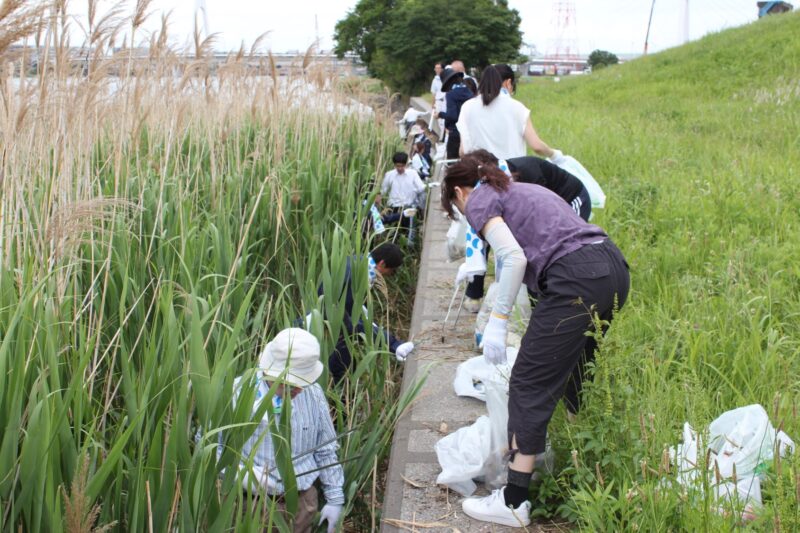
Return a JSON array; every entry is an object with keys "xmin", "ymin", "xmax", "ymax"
[
  {"xmin": 437, "ymin": 351, "xmax": 553, "ymax": 496},
  {"xmin": 434, "ymin": 416, "xmax": 493, "ymax": 496},
  {"xmin": 669, "ymin": 404, "xmax": 795, "ymax": 519}
]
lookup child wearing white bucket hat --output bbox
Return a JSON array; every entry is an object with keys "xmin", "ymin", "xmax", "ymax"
[{"xmin": 232, "ymin": 328, "xmax": 344, "ymax": 532}]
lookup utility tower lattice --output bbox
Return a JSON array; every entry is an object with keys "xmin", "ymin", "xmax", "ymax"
[{"xmin": 545, "ymin": 1, "xmax": 580, "ymax": 60}]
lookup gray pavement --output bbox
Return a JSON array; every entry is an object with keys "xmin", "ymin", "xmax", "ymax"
[{"xmin": 380, "ymin": 137, "xmax": 545, "ymax": 530}]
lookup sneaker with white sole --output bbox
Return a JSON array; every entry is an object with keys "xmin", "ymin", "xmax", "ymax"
[
  {"xmin": 462, "ymin": 488, "xmax": 531, "ymax": 527},
  {"xmin": 463, "ymin": 297, "xmax": 482, "ymax": 313}
]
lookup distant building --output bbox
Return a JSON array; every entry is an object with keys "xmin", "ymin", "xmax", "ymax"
[{"xmin": 757, "ymin": 1, "xmax": 794, "ymax": 17}]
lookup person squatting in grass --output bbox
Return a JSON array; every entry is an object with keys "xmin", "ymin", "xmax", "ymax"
[
  {"xmin": 223, "ymin": 328, "xmax": 344, "ymax": 532},
  {"xmin": 380, "ymin": 152, "xmax": 427, "ymax": 228},
  {"xmin": 440, "ymin": 158, "xmax": 630, "ymax": 527},
  {"xmin": 319, "ymin": 242, "xmax": 414, "ymax": 383}
]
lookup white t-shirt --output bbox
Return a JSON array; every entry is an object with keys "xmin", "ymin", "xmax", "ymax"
[
  {"xmin": 381, "ymin": 168, "xmax": 425, "ymax": 207},
  {"xmin": 430, "ymin": 75, "xmax": 442, "ymax": 95},
  {"xmin": 410, "ymin": 153, "xmax": 430, "ymax": 177},
  {"xmin": 456, "ymin": 91, "xmax": 531, "ymax": 160}
]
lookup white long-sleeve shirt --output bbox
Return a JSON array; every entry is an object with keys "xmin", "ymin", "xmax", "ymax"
[
  {"xmin": 381, "ymin": 168, "xmax": 425, "ymax": 208},
  {"xmin": 222, "ymin": 374, "xmax": 345, "ymax": 505}
]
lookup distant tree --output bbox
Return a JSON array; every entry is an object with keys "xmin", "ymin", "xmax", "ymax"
[
  {"xmin": 333, "ymin": 0, "xmax": 398, "ymax": 74},
  {"xmin": 335, "ymin": 0, "xmax": 522, "ymax": 95},
  {"xmin": 588, "ymin": 49, "xmax": 619, "ymax": 70}
]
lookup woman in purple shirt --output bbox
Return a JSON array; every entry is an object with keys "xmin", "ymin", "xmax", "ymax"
[{"xmin": 440, "ymin": 157, "xmax": 630, "ymax": 527}]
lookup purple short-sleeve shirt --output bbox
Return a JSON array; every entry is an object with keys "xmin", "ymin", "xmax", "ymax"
[{"xmin": 465, "ymin": 182, "xmax": 607, "ymax": 293}]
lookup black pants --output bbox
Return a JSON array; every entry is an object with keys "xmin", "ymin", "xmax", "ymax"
[
  {"xmin": 509, "ymin": 239, "xmax": 629, "ymax": 455},
  {"xmin": 446, "ymin": 129, "xmax": 461, "ymax": 159}
]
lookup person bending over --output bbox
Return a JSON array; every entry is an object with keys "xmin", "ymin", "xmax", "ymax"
[
  {"xmin": 441, "ymin": 157, "xmax": 629, "ymax": 527},
  {"xmin": 224, "ymin": 328, "xmax": 344, "ymax": 532},
  {"xmin": 319, "ymin": 242, "xmax": 414, "ymax": 382},
  {"xmin": 460, "ymin": 149, "xmax": 594, "ymax": 307}
]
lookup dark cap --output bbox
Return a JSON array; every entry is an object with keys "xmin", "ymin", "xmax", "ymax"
[{"xmin": 439, "ymin": 68, "xmax": 465, "ymax": 92}]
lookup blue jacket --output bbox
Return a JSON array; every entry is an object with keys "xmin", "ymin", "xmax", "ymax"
[{"xmin": 438, "ymin": 85, "xmax": 474, "ymax": 130}]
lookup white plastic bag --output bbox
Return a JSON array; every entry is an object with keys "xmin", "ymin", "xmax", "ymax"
[
  {"xmin": 708, "ymin": 404, "xmax": 775, "ymax": 479},
  {"xmin": 445, "ymin": 215, "xmax": 468, "ymax": 262},
  {"xmin": 552, "ymin": 154, "xmax": 606, "ymax": 209},
  {"xmin": 483, "ymin": 376, "xmax": 512, "ymax": 490},
  {"xmin": 453, "ymin": 349, "xmax": 518, "ymax": 402},
  {"xmin": 452, "ymin": 356, "xmax": 495, "ymax": 401},
  {"xmin": 435, "ymin": 416, "xmax": 492, "ymax": 496},
  {"xmin": 668, "ymin": 404, "xmax": 796, "ymax": 519}
]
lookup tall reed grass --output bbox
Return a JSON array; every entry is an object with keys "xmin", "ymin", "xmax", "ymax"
[{"xmin": 0, "ymin": 1, "xmax": 422, "ymax": 530}]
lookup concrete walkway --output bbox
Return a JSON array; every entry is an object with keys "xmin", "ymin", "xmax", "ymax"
[{"xmin": 381, "ymin": 102, "xmax": 545, "ymax": 530}]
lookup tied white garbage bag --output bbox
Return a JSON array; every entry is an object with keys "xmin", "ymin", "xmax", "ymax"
[
  {"xmin": 669, "ymin": 404, "xmax": 796, "ymax": 519},
  {"xmin": 548, "ymin": 150, "xmax": 606, "ymax": 209}
]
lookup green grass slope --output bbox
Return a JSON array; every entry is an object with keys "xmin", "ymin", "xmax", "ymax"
[{"xmin": 516, "ymin": 12, "xmax": 800, "ymax": 531}]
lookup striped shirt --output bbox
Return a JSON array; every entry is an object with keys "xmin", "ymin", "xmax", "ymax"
[{"xmin": 221, "ymin": 374, "xmax": 345, "ymax": 504}]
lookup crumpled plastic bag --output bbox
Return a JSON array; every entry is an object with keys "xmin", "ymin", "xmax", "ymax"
[
  {"xmin": 445, "ymin": 213, "xmax": 468, "ymax": 262},
  {"xmin": 437, "ymin": 350, "xmax": 553, "ymax": 496},
  {"xmin": 669, "ymin": 404, "xmax": 795, "ymax": 519},
  {"xmin": 452, "ymin": 348, "xmax": 517, "ymax": 402},
  {"xmin": 551, "ymin": 153, "xmax": 606, "ymax": 209},
  {"xmin": 434, "ymin": 416, "xmax": 493, "ymax": 496}
]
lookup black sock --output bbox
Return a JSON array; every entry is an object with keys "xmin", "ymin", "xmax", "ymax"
[{"xmin": 503, "ymin": 468, "xmax": 532, "ymax": 507}]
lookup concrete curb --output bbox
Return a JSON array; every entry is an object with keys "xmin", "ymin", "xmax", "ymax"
[{"xmin": 380, "ymin": 98, "xmax": 534, "ymax": 532}]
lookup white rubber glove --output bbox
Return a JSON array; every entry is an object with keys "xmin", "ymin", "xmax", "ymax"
[
  {"xmin": 548, "ymin": 149, "xmax": 567, "ymax": 166},
  {"xmin": 455, "ymin": 262, "xmax": 485, "ymax": 285},
  {"xmin": 480, "ymin": 314, "xmax": 508, "ymax": 365},
  {"xmin": 395, "ymin": 342, "xmax": 414, "ymax": 361},
  {"xmin": 319, "ymin": 503, "xmax": 343, "ymax": 533},
  {"xmin": 427, "ymin": 181, "xmax": 440, "ymax": 188}
]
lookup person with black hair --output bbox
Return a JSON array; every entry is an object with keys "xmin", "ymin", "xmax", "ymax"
[
  {"xmin": 381, "ymin": 152, "xmax": 426, "ymax": 208},
  {"xmin": 440, "ymin": 158, "xmax": 629, "ymax": 527},
  {"xmin": 457, "ymin": 64, "xmax": 557, "ymax": 161},
  {"xmin": 318, "ymin": 242, "xmax": 414, "ymax": 382},
  {"xmin": 436, "ymin": 67, "xmax": 476, "ymax": 159}
]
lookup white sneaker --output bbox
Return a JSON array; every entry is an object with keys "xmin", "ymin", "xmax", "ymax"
[
  {"xmin": 463, "ymin": 297, "xmax": 482, "ymax": 313},
  {"xmin": 462, "ymin": 488, "xmax": 531, "ymax": 527}
]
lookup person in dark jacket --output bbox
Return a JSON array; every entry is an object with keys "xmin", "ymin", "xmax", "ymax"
[
  {"xmin": 318, "ymin": 243, "xmax": 415, "ymax": 382},
  {"xmin": 470, "ymin": 149, "xmax": 592, "ymax": 221},
  {"xmin": 436, "ymin": 68, "xmax": 476, "ymax": 159}
]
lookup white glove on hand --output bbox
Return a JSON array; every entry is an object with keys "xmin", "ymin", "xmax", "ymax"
[
  {"xmin": 427, "ymin": 181, "xmax": 441, "ymax": 188},
  {"xmin": 548, "ymin": 149, "xmax": 567, "ymax": 166},
  {"xmin": 395, "ymin": 342, "xmax": 414, "ymax": 361},
  {"xmin": 455, "ymin": 262, "xmax": 485, "ymax": 285},
  {"xmin": 480, "ymin": 314, "xmax": 508, "ymax": 365},
  {"xmin": 319, "ymin": 503, "xmax": 343, "ymax": 533}
]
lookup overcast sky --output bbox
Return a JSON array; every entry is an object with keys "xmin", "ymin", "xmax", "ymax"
[{"xmin": 112, "ymin": 0, "xmax": 761, "ymax": 55}]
